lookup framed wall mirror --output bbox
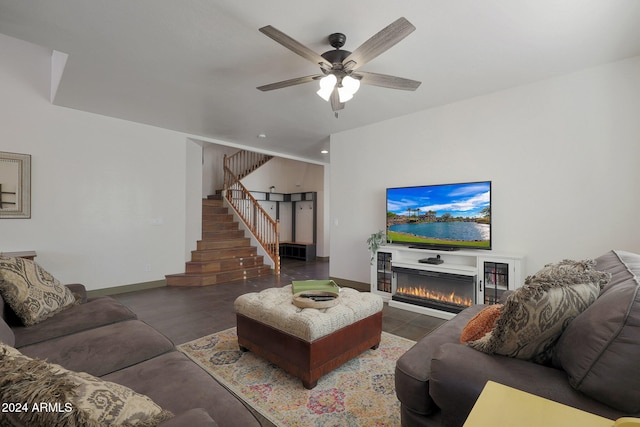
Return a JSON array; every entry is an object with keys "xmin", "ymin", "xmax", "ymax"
[{"xmin": 0, "ymin": 151, "xmax": 31, "ymax": 219}]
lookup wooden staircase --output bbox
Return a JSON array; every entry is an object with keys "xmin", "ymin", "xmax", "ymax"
[
  {"xmin": 224, "ymin": 150, "xmax": 280, "ymax": 275},
  {"xmin": 165, "ymin": 197, "xmax": 272, "ymax": 286}
]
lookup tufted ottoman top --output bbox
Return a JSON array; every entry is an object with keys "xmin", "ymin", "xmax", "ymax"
[{"xmin": 234, "ymin": 285, "xmax": 383, "ymax": 342}]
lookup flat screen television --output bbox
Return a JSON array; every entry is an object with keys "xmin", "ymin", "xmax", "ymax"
[{"xmin": 386, "ymin": 181, "xmax": 491, "ymax": 250}]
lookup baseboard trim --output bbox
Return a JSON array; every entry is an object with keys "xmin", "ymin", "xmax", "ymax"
[
  {"xmin": 88, "ymin": 272, "xmax": 362, "ymax": 296},
  {"xmin": 330, "ymin": 276, "xmax": 369, "ymax": 292},
  {"xmin": 87, "ymin": 280, "xmax": 166, "ymax": 298}
]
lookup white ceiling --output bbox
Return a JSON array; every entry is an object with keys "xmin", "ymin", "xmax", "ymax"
[{"xmin": 2, "ymin": 1, "xmax": 640, "ymax": 162}]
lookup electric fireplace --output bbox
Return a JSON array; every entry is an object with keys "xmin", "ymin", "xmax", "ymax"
[{"xmin": 391, "ymin": 267, "xmax": 476, "ymax": 314}]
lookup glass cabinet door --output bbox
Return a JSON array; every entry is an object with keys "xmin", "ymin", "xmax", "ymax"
[
  {"xmin": 376, "ymin": 251, "xmax": 393, "ymax": 293},
  {"xmin": 483, "ymin": 261, "xmax": 509, "ymax": 304}
]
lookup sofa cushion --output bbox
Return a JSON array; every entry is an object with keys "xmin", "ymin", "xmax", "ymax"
[
  {"xmin": 0, "ymin": 343, "xmax": 173, "ymax": 426},
  {"xmin": 19, "ymin": 320, "xmax": 175, "ymax": 377},
  {"xmin": 12, "ymin": 296, "xmax": 136, "ymax": 348},
  {"xmin": 0, "ymin": 257, "xmax": 76, "ymax": 326},
  {"xmin": 0, "ymin": 315, "xmax": 15, "ymax": 346},
  {"xmin": 103, "ymin": 351, "xmax": 261, "ymax": 427},
  {"xmin": 553, "ymin": 250, "xmax": 640, "ymax": 413},
  {"xmin": 460, "ymin": 304, "xmax": 502, "ymax": 343},
  {"xmin": 467, "ymin": 259, "xmax": 610, "ymax": 364},
  {"xmin": 157, "ymin": 409, "xmax": 219, "ymax": 427}
]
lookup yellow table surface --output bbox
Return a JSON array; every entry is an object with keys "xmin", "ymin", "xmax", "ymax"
[{"xmin": 463, "ymin": 381, "xmax": 614, "ymax": 427}]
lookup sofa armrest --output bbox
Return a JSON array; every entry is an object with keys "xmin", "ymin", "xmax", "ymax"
[
  {"xmin": 65, "ymin": 283, "xmax": 87, "ymax": 303},
  {"xmin": 158, "ymin": 409, "xmax": 218, "ymax": 427},
  {"xmin": 395, "ymin": 305, "xmax": 486, "ymax": 415},
  {"xmin": 430, "ymin": 343, "xmax": 625, "ymax": 427}
]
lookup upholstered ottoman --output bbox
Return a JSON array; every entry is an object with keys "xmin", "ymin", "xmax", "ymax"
[{"xmin": 234, "ymin": 285, "xmax": 383, "ymax": 389}]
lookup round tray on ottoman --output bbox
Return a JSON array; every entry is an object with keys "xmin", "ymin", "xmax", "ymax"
[{"xmin": 292, "ymin": 291, "xmax": 340, "ymax": 309}]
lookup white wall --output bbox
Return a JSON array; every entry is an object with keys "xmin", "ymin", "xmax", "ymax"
[
  {"xmin": 201, "ymin": 143, "xmax": 237, "ymax": 197},
  {"xmin": 0, "ymin": 34, "xmax": 201, "ymax": 290},
  {"xmin": 185, "ymin": 139, "xmax": 204, "ymax": 258},
  {"xmin": 241, "ymin": 157, "xmax": 324, "ymax": 195},
  {"xmin": 330, "ymin": 56, "xmax": 640, "ymax": 283}
]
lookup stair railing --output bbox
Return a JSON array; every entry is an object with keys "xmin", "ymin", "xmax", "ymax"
[
  {"xmin": 225, "ymin": 150, "xmax": 273, "ymax": 181},
  {"xmin": 223, "ymin": 153, "xmax": 280, "ymax": 275}
]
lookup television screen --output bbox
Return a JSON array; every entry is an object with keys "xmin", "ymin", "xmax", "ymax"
[{"xmin": 386, "ymin": 181, "xmax": 491, "ymax": 250}]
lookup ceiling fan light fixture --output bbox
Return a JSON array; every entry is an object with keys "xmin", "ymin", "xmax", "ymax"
[
  {"xmin": 337, "ymin": 86, "xmax": 354, "ymax": 103},
  {"xmin": 259, "ymin": 18, "xmax": 420, "ymax": 112},
  {"xmin": 338, "ymin": 75, "xmax": 360, "ymax": 102},
  {"xmin": 316, "ymin": 74, "xmax": 337, "ymax": 101},
  {"xmin": 342, "ymin": 75, "xmax": 360, "ymax": 94}
]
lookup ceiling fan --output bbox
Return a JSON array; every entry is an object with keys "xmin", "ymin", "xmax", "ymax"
[{"xmin": 257, "ymin": 17, "xmax": 421, "ymax": 113}]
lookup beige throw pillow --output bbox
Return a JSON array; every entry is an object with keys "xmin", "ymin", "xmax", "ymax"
[
  {"xmin": 467, "ymin": 259, "xmax": 611, "ymax": 364},
  {"xmin": 0, "ymin": 344, "xmax": 173, "ymax": 426},
  {"xmin": 0, "ymin": 257, "xmax": 76, "ymax": 326}
]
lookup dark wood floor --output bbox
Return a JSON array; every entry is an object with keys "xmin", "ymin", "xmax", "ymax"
[{"xmin": 112, "ymin": 258, "xmax": 446, "ymax": 345}]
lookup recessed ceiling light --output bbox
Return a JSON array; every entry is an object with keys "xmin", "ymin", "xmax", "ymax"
[
  {"xmin": 257, "ymin": 133, "xmax": 267, "ymax": 138},
  {"xmin": 321, "ymin": 149, "xmax": 329, "ymax": 154}
]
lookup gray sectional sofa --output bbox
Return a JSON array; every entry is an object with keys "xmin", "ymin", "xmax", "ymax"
[
  {"xmin": 0, "ymin": 281, "xmax": 261, "ymax": 426},
  {"xmin": 395, "ymin": 250, "xmax": 640, "ymax": 427}
]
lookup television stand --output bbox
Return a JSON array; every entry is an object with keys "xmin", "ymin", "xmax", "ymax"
[{"xmin": 371, "ymin": 245, "xmax": 525, "ymax": 318}]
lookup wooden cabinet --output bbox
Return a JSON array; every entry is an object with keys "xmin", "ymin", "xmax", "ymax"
[{"xmin": 279, "ymin": 242, "xmax": 316, "ymax": 261}]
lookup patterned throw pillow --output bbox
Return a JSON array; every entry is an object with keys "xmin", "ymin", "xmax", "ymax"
[
  {"xmin": 524, "ymin": 258, "xmax": 600, "ymax": 285},
  {"xmin": 0, "ymin": 257, "xmax": 77, "ymax": 326},
  {"xmin": 460, "ymin": 304, "xmax": 503, "ymax": 343},
  {"xmin": 0, "ymin": 344, "xmax": 173, "ymax": 426},
  {"xmin": 467, "ymin": 259, "xmax": 611, "ymax": 364}
]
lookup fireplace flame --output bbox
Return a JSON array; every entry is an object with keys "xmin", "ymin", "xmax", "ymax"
[{"xmin": 396, "ymin": 286, "xmax": 473, "ymax": 307}]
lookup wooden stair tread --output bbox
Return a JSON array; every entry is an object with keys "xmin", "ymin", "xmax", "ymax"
[
  {"xmin": 196, "ymin": 239, "xmax": 250, "ymax": 250},
  {"xmin": 185, "ymin": 256, "xmax": 264, "ymax": 274},
  {"xmin": 202, "ymin": 216, "xmax": 230, "ymax": 222},
  {"xmin": 191, "ymin": 247, "xmax": 257, "ymax": 261},
  {"xmin": 201, "ymin": 230, "xmax": 245, "ymax": 238},
  {"xmin": 166, "ymin": 265, "xmax": 272, "ymax": 286}
]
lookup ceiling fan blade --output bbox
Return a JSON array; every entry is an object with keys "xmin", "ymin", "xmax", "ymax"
[
  {"xmin": 330, "ymin": 89, "xmax": 345, "ymax": 112},
  {"xmin": 257, "ymin": 75, "xmax": 321, "ymax": 91},
  {"xmin": 356, "ymin": 71, "xmax": 421, "ymax": 91},
  {"xmin": 259, "ymin": 25, "xmax": 331, "ymax": 69},
  {"xmin": 343, "ymin": 17, "xmax": 415, "ymax": 71}
]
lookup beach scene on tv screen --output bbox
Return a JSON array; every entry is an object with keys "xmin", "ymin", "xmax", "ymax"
[{"xmin": 387, "ymin": 182, "xmax": 491, "ymax": 248}]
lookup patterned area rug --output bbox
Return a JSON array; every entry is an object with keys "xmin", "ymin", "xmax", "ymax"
[{"xmin": 178, "ymin": 327, "xmax": 415, "ymax": 427}]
